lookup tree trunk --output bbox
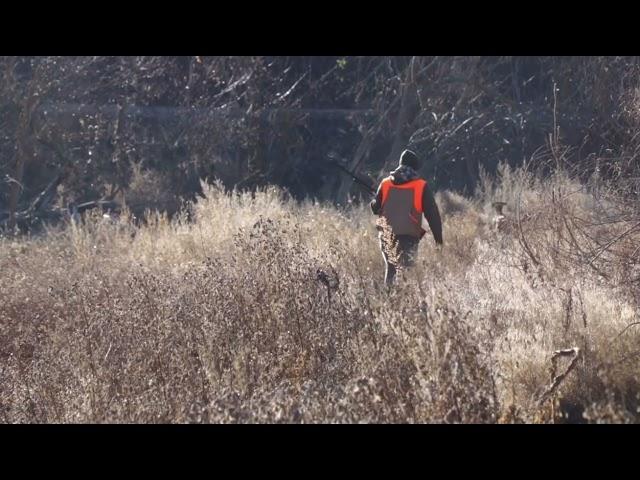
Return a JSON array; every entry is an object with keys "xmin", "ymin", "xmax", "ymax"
[
  {"xmin": 379, "ymin": 56, "xmax": 421, "ymax": 177},
  {"xmin": 335, "ymin": 58, "xmax": 424, "ymax": 203},
  {"xmin": 7, "ymin": 63, "xmax": 41, "ymax": 230}
]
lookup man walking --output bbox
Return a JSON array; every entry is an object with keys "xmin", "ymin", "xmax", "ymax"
[{"xmin": 370, "ymin": 149, "xmax": 443, "ymax": 285}]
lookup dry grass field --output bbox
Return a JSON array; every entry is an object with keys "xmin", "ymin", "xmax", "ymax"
[{"xmin": 2, "ymin": 163, "xmax": 639, "ymax": 423}]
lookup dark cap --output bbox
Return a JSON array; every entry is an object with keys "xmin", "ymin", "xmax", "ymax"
[{"xmin": 399, "ymin": 149, "xmax": 420, "ymax": 169}]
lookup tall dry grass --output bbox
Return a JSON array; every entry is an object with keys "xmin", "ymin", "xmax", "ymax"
[{"xmin": 1, "ymin": 167, "xmax": 639, "ymax": 423}]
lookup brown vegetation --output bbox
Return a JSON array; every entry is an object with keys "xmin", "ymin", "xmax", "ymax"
[{"xmin": 2, "ymin": 160, "xmax": 639, "ymax": 423}]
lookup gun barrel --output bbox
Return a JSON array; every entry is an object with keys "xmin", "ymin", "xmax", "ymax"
[{"xmin": 329, "ymin": 160, "xmax": 376, "ymax": 194}]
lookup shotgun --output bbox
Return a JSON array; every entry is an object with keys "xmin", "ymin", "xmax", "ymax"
[{"xmin": 327, "ymin": 156, "xmax": 377, "ymax": 195}]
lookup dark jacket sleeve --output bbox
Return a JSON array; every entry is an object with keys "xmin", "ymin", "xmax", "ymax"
[
  {"xmin": 370, "ymin": 183, "xmax": 383, "ymax": 215},
  {"xmin": 422, "ymin": 185, "xmax": 443, "ymax": 245}
]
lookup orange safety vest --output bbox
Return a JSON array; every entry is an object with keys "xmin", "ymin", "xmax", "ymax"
[{"xmin": 379, "ymin": 177, "xmax": 427, "ymax": 237}]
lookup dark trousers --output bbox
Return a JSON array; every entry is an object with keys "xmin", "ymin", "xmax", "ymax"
[{"xmin": 378, "ymin": 232, "xmax": 420, "ymax": 286}]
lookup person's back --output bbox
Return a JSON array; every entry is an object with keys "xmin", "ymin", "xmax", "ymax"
[{"xmin": 370, "ymin": 149, "xmax": 443, "ymax": 285}]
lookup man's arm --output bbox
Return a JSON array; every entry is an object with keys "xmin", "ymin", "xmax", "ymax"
[
  {"xmin": 422, "ymin": 185, "xmax": 443, "ymax": 245},
  {"xmin": 370, "ymin": 183, "xmax": 383, "ymax": 215}
]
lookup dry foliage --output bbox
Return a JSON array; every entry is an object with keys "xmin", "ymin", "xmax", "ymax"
[{"xmin": 1, "ymin": 167, "xmax": 639, "ymax": 423}]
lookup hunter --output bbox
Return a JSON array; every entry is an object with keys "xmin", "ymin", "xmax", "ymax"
[{"xmin": 370, "ymin": 149, "xmax": 443, "ymax": 285}]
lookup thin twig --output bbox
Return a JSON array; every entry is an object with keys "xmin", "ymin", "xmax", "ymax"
[
  {"xmin": 613, "ymin": 322, "xmax": 640, "ymax": 342},
  {"xmin": 537, "ymin": 347, "xmax": 581, "ymax": 407},
  {"xmin": 588, "ymin": 221, "xmax": 640, "ymax": 267}
]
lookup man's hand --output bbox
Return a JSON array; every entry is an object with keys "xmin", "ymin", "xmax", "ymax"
[{"xmin": 370, "ymin": 197, "xmax": 382, "ymax": 215}]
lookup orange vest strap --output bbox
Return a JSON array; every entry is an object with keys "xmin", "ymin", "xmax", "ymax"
[{"xmin": 380, "ymin": 178, "xmax": 426, "ymax": 213}]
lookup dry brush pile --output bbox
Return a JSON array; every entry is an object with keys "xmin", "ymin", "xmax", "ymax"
[{"xmin": 1, "ymin": 165, "xmax": 639, "ymax": 423}]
